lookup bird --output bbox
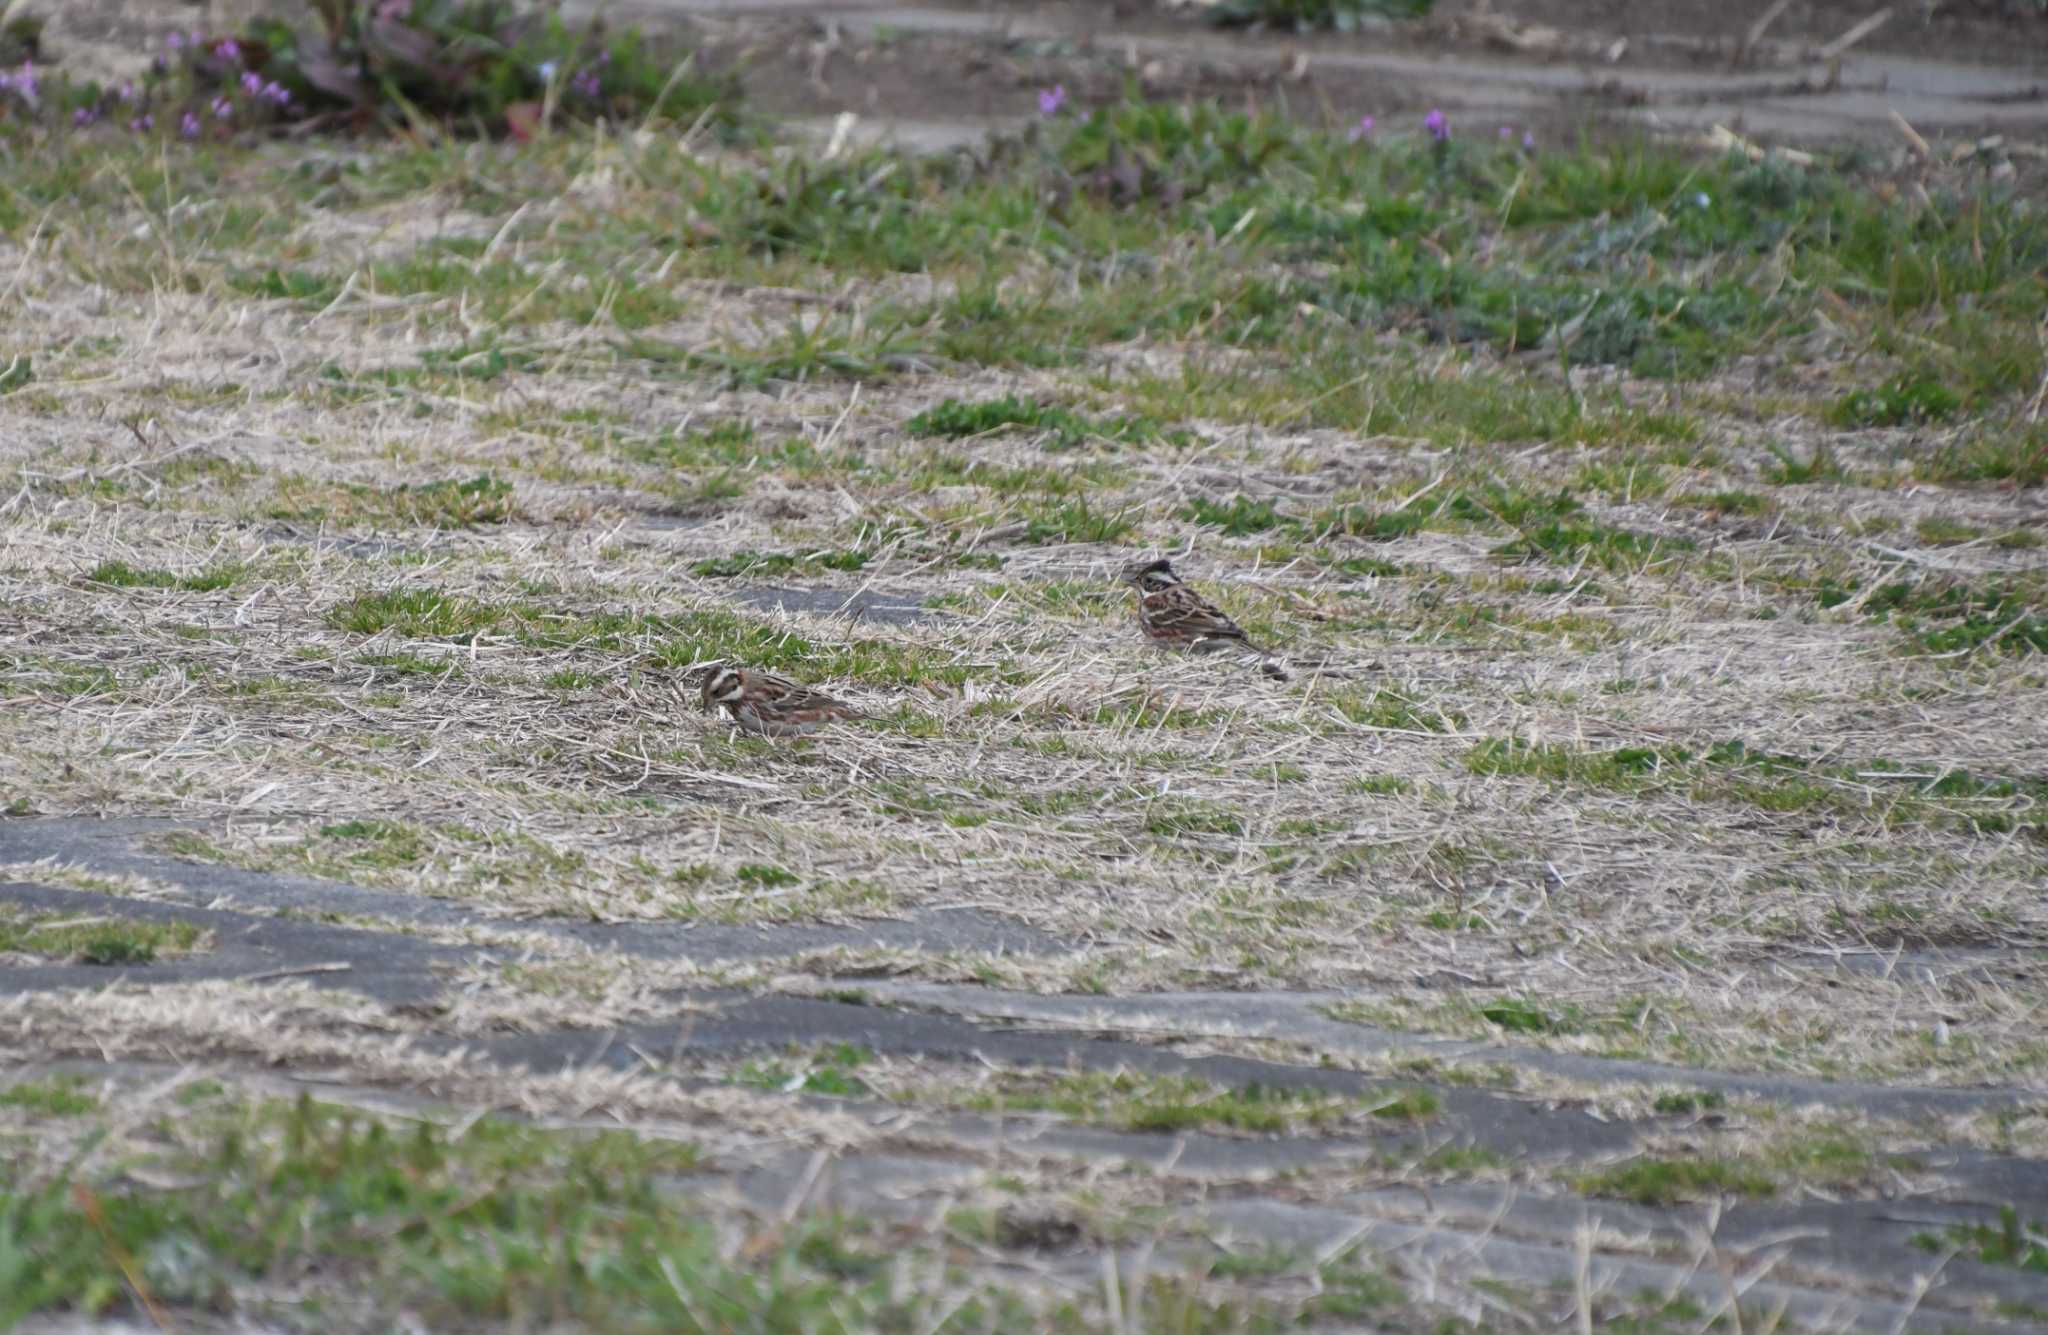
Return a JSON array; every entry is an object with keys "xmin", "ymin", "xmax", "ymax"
[
  {"xmin": 696, "ymin": 665, "xmax": 867, "ymax": 737},
  {"xmin": 1120, "ymin": 558, "xmax": 1289, "ymax": 680}
]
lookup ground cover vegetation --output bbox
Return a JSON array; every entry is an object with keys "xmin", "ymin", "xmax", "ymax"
[{"xmin": 2, "ymin": 3, "xmax": 2045, "ymax": 1325}]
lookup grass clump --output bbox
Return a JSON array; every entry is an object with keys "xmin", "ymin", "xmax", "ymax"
[
  {"xmin": 907, "ymin": 395, "xmax": 1181, "ymax": 452},
  {"xmin": 1829, "ymin": 372, "xmax": 1962, "ymax": 428},
  {"xmin": 1918, "ymin": 1205, "xmax": 2048, "ymax": 1274},
  {"xmin": 1575, "ymin": 1156, "xmax": 1776, "ymax": 1206},
  {"xmin": 960, "ymin": 1071, "xmax": 1433, "ymax": 1133},
  {"xmin": 325, "ymin": 589, "xmax": 503, "ymax": 642},
  {"xmin": 84, "ymin": 560, "xmax": 240, "ymax": 592},
  {"xmin": 0, "ymin": 1094, "xmax": 1046, "ymax": 1328},
  {"xmin": 689, "ymin": 549, "xmax": 868, "ymax": 579},
  {"xmin": 0, "ymin": 912, "xmax": 205, "ymax": 965},
  {"xmin": 1817, "ymin": 575, "xmax": 2048, "ymax": 657},
  {"xmin": 733, "ymin": 1043, "xmax": 873, "ymax": 1097},
  {"xmin": 268, "ymin": 475, "xmax": 514, "ymax": 528},
  {"xmin": 0, "ymin": 1076, "xmax": 99, "ymax": 1118}
]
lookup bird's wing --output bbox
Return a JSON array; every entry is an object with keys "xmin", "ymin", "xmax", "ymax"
[{"xmin": 1146, "ymin": 584, "xmax": 1247, "ymax": 639}]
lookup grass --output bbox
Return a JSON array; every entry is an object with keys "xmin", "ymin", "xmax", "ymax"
[
  {"xmin": 84, "ymin": 560, "xmax": 241, "ymax": 592},
  {"xmin": 0, "ymin": 912, "xmax": 206, "ymax": 965},
  {"xmin": 1574, "ymin": 1156, "xmax": 1777, "ymax": 1206},
  {"xmin": 955, "ymin": 1071, "xmax": 1436, "ymax": 1133},
  {"xmin": 0, "ymin": 1076, "xmax": 99, "ymax": 1118},
  {"xmin": 0, "ymin": 1093, "xmax": 1061, "ymax": 1329},
  {"xmin": 3, "ymin": 68, "xmax": 2048, "ymax": 1317},
  {"xmin": 1918, "ymin": 1205, "xmax": 2048, "ymax": 1274}
]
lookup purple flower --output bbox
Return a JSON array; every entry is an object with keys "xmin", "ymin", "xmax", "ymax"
[
  {"xmin": 130, "ymin": 113, "xmax": 152, "ymax": 132},
  {"xmin": 241, "ymin": 70, "xmax": 263, "ymax": 95},
  {"xmin": 262, "ymin": 80, "xmax": 291, "ymax": 106},
  {"xmin": 118, "ymin": 79, "xmax": 136, "ymax": 102},
  {"xmin": 1521, "ymin": 130, "xmax": 1535, "ymax": 150},
  {"xmin": 180, "ymin": 110, "xmax": 201, "ymax": 138},
  {"xmin": 214, "ymin": 38, "xmax": 241, "ymax": 64},
  {"xmin": 1423, "ymin": 108, "xmax": 1448, "ymax": 141},
  {"xmin": 3, "ymin": 61, "xmax": 37, "ymax": 107},
  {"xmin": 1037, "ymin": 84, "xmax": 1067, "ymax": 117},
  {"xmin": 166, "ymin": 31, "xmax": 184, "ymax": 50},
  {"xmin": 73, "ymin": 106, "xmax": 97, "ymax": 127},
  {"xmin": 212, "ymin": 94, "xmax": 233, "ymax": 121},
  {"xmin": 572, "ymin": 69, "xmax": 601, "ymax": 98},
  {"xmin": 1347, "ymin": 113, "xmax": 1375, "ymax": 142},
  {"xmin": 1499, "ymin": 124, "xmax": 1512, "ymax": 139}
]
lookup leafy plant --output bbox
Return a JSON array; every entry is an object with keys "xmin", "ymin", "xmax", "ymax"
[
  {"xmin": 1830, "ymin": 372, "xmax": 1962, "ymax": 428},
  {"xmin": 1, "ymin": 1, "xmax": 735, "ymax": 139},
  {"xmin": 1204, "ymin": 0, "xmax": 1433, "ymax": 33}
]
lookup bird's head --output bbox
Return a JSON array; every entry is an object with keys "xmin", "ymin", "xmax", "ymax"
[{"xmin": 1120, "ymin": 557, "xmax": 1178, "ymax": 592}]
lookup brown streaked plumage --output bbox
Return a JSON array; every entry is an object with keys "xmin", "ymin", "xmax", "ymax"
[
  {"xmin": 1120, "ymin": 558, "xmax": 1289, "ymax": 680},
  {"xmin": 697, "ymin": 665, "xmax": 867, "ymax": 737}
]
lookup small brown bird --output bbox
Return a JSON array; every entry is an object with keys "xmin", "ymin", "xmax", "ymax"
[
  {"xmin": 1121, "ymin": 558, "xmax": 1289, "ymax": 680},
  {"xmin": 697, "ymin": 665, "xmax": 867, "ymax": 737}
]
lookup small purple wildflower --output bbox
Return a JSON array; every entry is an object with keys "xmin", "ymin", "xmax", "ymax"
[
  {"xmin": 1423, "ymin": 108, "xmax": 1448, "ymax": 141},
  {"xmin": 215, "ymin": 38, "xmax": 242, "ymax": 64},
  {"xmin": 166, "ymin": 31, "xmax": 185, "ymax": 50},
  {"xmin": 180, "ymin": 110, "xmax": 201, "ymax": 139},
  {"xmin": 572, "ymin": 69, "xmax": 601, "ymax": 98},
  {"xmin": 1521, "ymin": 130, "xmax": 1535, "ymax": 150},
  {"xmin": 262, "ymin": 80, "xmax": 291, "ymax": 106},
  {"xmin": 1037, "ymin": 84, "xmax": 1067, "ymax": 117},
  {"xmin": 118, "ymin": 79, "xmax": 136, "ymax": 102},
  {"xmin": 1347, "ymin": 113, "xmax": 1375, "ymax": 142},
  {"xmin": 241, "ymin": 71, "xmax": 263, "ymax": 95},
  {"xmin": 212, "ymin": 94, "xmax": 233, "ymax": 121},
  {"xmin": 1499, "ymin": 125, "xmax": 1512, "ymax": 139},
  {"xmin": 73, "ymin": 106, "xmax": 97, "ymax": 127},
  {"xmin": 130, "ymin": 113, "xmax": 153, "ymax": 132},
  {"xmin": 3, "ymin": 61, "xmax": 37, "ymax": 107}
]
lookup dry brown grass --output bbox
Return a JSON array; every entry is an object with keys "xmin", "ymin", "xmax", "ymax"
[{"xmin": 2, "ymin": 125, "xmax": 2044, "ymax": 1113}]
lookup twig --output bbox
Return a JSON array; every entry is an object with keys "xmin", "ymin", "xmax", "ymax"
[
  {"xmin": 241, "ymin": 962, "xmax": 354, "ymax": 982},
  {"xmin": 1889, "ymin": 110, "xmax": 1931, "ymax": 161},
  {"xmin": 1735, "ymin": 0, "xmax": 1795, "ymax": 67},
  {"xmin": 1817, "ymin": 7, "xmax": 1892, "ymax": 62}
]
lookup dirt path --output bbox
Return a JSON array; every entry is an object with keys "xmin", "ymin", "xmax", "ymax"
[{"xmin": 595, "ymin": 0, "xmax": 2048, "ymax": 150}]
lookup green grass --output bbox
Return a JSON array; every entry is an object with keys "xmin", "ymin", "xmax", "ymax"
[
  {"xmin": 907, "ymin": 394, "xmax": 1185, "ymax": 452},
  {"xmin": 1815, "ymin": 574, "xmax": 2048, "ymax": 658},
  {"xmin": 958, "ymin": 1071, "xmax": 1435, "ymax": 1133},
  {"xmin": 84, "ymin": 560, "xmax": 241, "ymax": 592},
  {"xmin": 266, "ymin": 474, "xmax": 515, "ymax": 527},
  {"xmin": 733, "ymin": 1043, "xmax": 873, "ymax": 1097},
  {"xmin": 1918, "ymin": 1205, "xmax": 2048, "ymax": 1274},
  {"xmin": 0, "ymin": 1076, "xmax": 99, "ymax": 1118},
  {"xmin": 1465, "ymin": 735, "xmax": 2046, "ymax": 836},
  {"xmin": 689, "ymin": 549, "xmax": 869, "ymax": 579},
  {"xmin": 0, "ymin": 1093, "xmax": 1049, "ymax": 1328},
  {"xmin": 326, "ymin": 589, "xmax": 505, "ymax": 642},
  {"xmin": 1830, "ymin": 372, "xmax": 1962, "ymax": 428},
  {"xmin": 1575, "ymin": 1156, "xmax": 1776, "ymax": 1206},
  {"xmin": 0, "ymin": 912, "xmax": 205, "ymax": 965}
]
